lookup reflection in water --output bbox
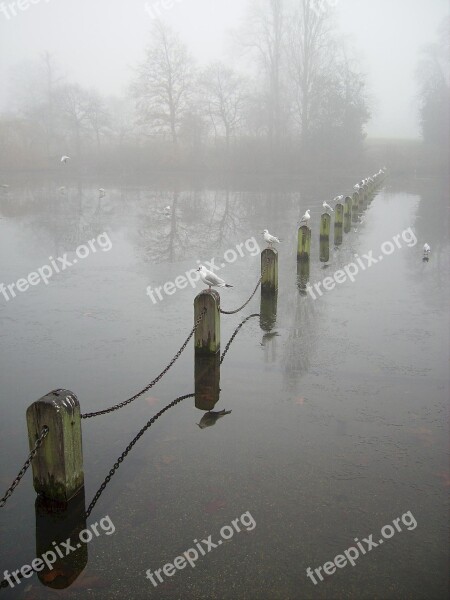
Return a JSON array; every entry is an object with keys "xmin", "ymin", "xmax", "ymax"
[
  {"xmin": 35, "ymin": 489, "xmax": 88, "ymax": 590},
  {"xmin": 197, "ymin": 410, "xmax": 232, "ymax": 429},
  {"xmin": 297, "ymin": 258, "xmax": 310, "ymax": 296},
  {"xmin": 260, "ymin": 290, "xmax": 278, "ymax": 331},
  {"xmin": 195, "ymin": 353, "xmax": 220, "ymax": 411}
]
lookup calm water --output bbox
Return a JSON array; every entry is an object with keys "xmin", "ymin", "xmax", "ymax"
[{"xmin": 0, "ymin": 173, "xmax": 448, "ymax": 599}]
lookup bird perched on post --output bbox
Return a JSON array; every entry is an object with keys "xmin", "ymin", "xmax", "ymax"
[
  {"xmin": 333, "ymin": 195, "xmax": 344, "ymax": 203},
  {"xmin": 262, "ymin": 229, "xmax": 281, "ymax": 248},
  {"xmin": 197, "ymin": 265, "xmax": 233, "ymax": 289},
  {"xmin": 423, "ymin": 243, "xmax": 431, "ymax": 260},
  {"xmin": 300, "ymin": 209, "xmax": 311, "ymax": 225},
  {"xmin": 323, "ymin": 201, "xmax": 334, "ymax": 213},
  {"xmin": 354, "ymin": 184, "xmax": 360, "ymax": 191},
  {"xmin": 61, "ymin": 155, "xmax": 70, "ymax": 164}
]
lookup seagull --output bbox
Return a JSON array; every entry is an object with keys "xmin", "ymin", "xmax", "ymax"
[
  {"xmin": 323, "ymin": 201, "xmax": 334, "ymax": 213},
  {"xmin": 99, "ymin": 188, "xmax": 106, "ymax": 197},
  {"xmin": 58, "ymin": 186, "xmax": 66, "ymax": 194},
  {"xmin": 262, "ymin": 229, "xmax": 281, "ymax": 247},
  {"xmin": 354, "ymin": 184, "xmax": 360, "ymax": 191},
  {"xmin": 299, "ymin": 209, "xmax": 311, "ymax": 225},
  {"xmin": 61, "ymin": 155, "xmax": 70, "ymax": 164},
  {"xmin": 333, "ymin": 195, "xmax": 344, "ymax": 203},
  {"xmin": 197, "ymin": 265, "xmax": 233, "ymax": 289},
  {"xmin": 423, "ymin": 243, "xmax": 431, "ymax": 256}
]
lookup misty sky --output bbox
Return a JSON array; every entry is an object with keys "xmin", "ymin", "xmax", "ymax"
[{"xmin": 0, "ymin": 0, "xmax": 448, "ymax": 139}]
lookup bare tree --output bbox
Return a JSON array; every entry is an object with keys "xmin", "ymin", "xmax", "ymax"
[
  {"xmin": 198, "ymin": 62, "xmax": 247, "ymax": 152},
  {"xmin": 132, "ymin": 20, "xmax": 195, "ymax": 148},
  {"xmin": 57, "ymin": 83, "xmax": 90, "ymax": 157}
]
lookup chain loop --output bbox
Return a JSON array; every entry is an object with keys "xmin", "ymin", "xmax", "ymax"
[
  {"xmin": 85, "ymin": 393, "xmax": 194, "ymax": 518},
  {"xmin": 81, "ymin": 310, "xmax": 206, "ymax": 419},
  {"xmin": 0, "ymin": 427, "xmax": 49, "ymax": 509},
  {"xmin": 219, "ymin": 255, "xmax": 270, "ymax": 315}
]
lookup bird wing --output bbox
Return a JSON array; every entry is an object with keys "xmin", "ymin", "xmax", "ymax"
[{"xmin": 203, "ymin": 271, "xmax": 225, "ymax": 286}]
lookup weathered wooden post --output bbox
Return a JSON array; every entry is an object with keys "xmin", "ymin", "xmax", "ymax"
[
  {"xmin": 194, "ymin": 290, "xmax": 220, "ymax": 355},
  {"xmin": 334, "ymin": 202, "xmax": 344, "ymax": 246},
  {"xmin": 261, "ymin": 248, "xmax": 278, "ymax": 294},
  {"xmin": 195, "ymin": 353, "xmax": 220, "ymax": 411},
  {"xmin": 320, "ymin": 213, "xmax": 331, "ymax": 263},
  {"xmin": 352, "ymin": 192, "xmax": 359, "ymax": 223},
  {"xmin": 35, "ymin": 489, "xmax": 88, "ymax": 588},
  {"xmin": 344, "ymin": 196, "xmax": 352, "ymax": 233},
  {"xmin": 26, "ymin": 390, "xmax": 84, "ymax": 503},
  {"xmin": 297, "ymin": 225, "xmax": 311, "ymax": 261}
]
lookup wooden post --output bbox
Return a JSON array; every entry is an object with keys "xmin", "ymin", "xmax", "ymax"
[
  {"xmin": 320, "ymin": 213, "xmax": 331, "ymax": 263},
  {"xmin": 352, "ymin": 192, "xmax": 359, "ymax": 223},
  {"xmin": 261, "ymin": 248, "xmax": 278, "ymax": 294},
  {"xmin": 26, "ymin": 390, "xmax": 84, "ymax": 503},
  {"xmin": 344, "ymin": 196, "xmax": 352, "ymax": 233},
  {"xmin": 334, "ymin": 203, "xmax": 344, "ymax": 246},
  {"xmin": 194, "ymin": 289, "xmax": 220, "ymax": 355},
  {"xmin": 297, "ymin": 225, "xmax": 311, "ymax": 261},
  {"xmin": 195, "ymin": 353, "xmax": 220, "ymax": 411}
]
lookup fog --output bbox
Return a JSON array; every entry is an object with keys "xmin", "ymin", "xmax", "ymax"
[{"xmin": 0, "ymin": 0, "xmax": 447, "ymax": 139}]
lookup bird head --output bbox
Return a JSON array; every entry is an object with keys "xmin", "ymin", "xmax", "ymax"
[
  {"xmin": 262, "ymin": 229, "xmax": 268, "ymax": 234},
  {"xmin": 196, "ymin": 265, "xmax": 204, "ymax": 272}
]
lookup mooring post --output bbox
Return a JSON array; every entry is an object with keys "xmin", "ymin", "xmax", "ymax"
[
  {"xmin": 26, "ymin": 389, "xmax": 84, "ymax": 503},
  {"xmin": 344, "ymin": 196, "xmax": 352, "ymax": 233},
  {"xmin": 352, "ymin": 192, "xmax": 359, "ymax": 223},
  {"xmin": 297, "ymin": 225, "xmax": 311, "ymax": 261},
  {"xmin": 261, "ymin": 248, "xmax": 278, "ymax": 294},
  {"xmin": 195, "ymin": 353, "xmax": 220, "ymax": 411},
  {"xmin": 334, "ymin": 203, "xmax": 344, "ymax": 245},
  {"xmin": 194, "ymin": 289, "xmax": 220, "ymax": 355},
  {"xmin": 320, "ymin": 213, "xmax": 331, "ymax": 262}
]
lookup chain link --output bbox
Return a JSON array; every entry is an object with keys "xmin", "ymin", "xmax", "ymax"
[
  {"xmin": 85, "ymin": 393, "xmax": 194, "ymax": 518},
  {"xmin": 81, "ymin": 310, "xmax": 206, "ymax": 419},
  {"xmin": 0, "ymin": 427, "xmax": 49, "ymax": 509},
  {"xmin": 219, "ymin": 255, "xmax": 270, "ymax": 315}
]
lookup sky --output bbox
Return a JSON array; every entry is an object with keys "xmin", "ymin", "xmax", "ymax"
[{"xmin": 0, "ymin": 0, "xmax": 448, "ymax": 139}]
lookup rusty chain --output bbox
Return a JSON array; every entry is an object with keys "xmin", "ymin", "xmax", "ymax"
[
  {"xmin": 0, "ymin": 427, "xmax": 49, "ymax": 509},
  {"xmin": 81, "ymin": 309, "xmax": 206, "ymax": 419},
  {"xmin": 219, "ymin": 254, "xmax": 271, "ymax": 315},
  {"xmin": 85, "ymin": 393, "xmax": 194, "ymax": 518}
]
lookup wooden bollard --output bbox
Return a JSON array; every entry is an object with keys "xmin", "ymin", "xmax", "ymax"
[
  {"xmin": 297, "ymin": 225, "xmax": 311, "ymax": 261},
  {"xmin": 261, "ymin": 248, "xmax": 278, "ymax": 294},
  {"xmin": 320, "ymin": 213, "xmax": 331, "ymax": 263},
  {"xmin": 352, "ymin": 192, "xmax": 359, "ymax": 223},
  {"xmin": 194, "ymin": 289, "xmax": 220, "ymax": 355},
  {"xmin": 344, "ymin": 196, "xmax": 352, "ymax": 233},
  {"xmin": 334, "ymin": 203, "xmax": 344, "ymax": 246},
  {"xmin": 26, "ymin": 390, "xmax": 84, "ymax": 503}
]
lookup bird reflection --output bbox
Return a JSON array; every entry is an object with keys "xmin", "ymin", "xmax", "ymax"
[{"xmin": 197, "ymin": 410, "xmax": 232, "ymax": 429}]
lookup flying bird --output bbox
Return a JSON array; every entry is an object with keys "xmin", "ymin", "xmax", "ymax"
[
  {"xmin": 197, "ymin": 265, "xmax": 233, "ymax": 289},
  {"xmin": 61, "ymin": 155, "xmax": 70, "ymax": 164},
  {"xmin": 262, "ymin": 229, "xmax": 281, "ymax": 247},
  {"xmin": 323, "ymin": 201, "xmax": 334, "ymax": 213},
  {"xmin": 300, "ymin": 209, "xmax": 311, "ymax": 225}
]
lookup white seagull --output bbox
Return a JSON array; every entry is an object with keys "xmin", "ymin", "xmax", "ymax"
[
  {"xmin": 300, "ymin": 209, "xmax": 311, "ymax": 225},
  {"xmin": 423, "ymin": 243, "xmax": 431, "ymax": 256},
  {"xmin": 354, "ymin": 184, "xmax": 360, "ymax": 191},
  {"xmin": 58, "ymin": 186, "xmax": 66, "ymax": 194},
  {"xmin": 323, "ymin": 201, "xmax": 334, "ymax": 213},
  {"xmin": 262, "ymin": 229, "xmax": 281, "ymax": 247},
  {"xmin": 99, "ymin": 188, "xmax": 106, "ymax": 197},
  {"xmin": 61, "ymin": 155, "xmax": 71, "ymax": 164},
  {"xmin": 333, "ymin": 195, "xmax": 344, "ymax": 203},
  {"xmin": 197, "ymin": 265, "xmax": 233, "ymax": 289}
]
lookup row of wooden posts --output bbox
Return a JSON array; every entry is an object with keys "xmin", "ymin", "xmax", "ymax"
[
  {"xmin": 24, "ymin": 173, "xmax": 384, "ymax": 507},
  {"xmin": 194, "ymin": 172, "xmax": 384, "ymax": 356}
]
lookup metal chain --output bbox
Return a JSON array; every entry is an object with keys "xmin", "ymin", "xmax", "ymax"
[
  {"xmin": 219, "ymin": 255, "xmax": 271, "ymax": 315},
  {"xmin": 0, "ymin": 427, "xmax": 49, "ymax": 509},
  {"xmin": 81, "ymin": 310, "xmax": 206, "ymax": 419},
  {"xmin": 85, "ymin": 393, "xmax": 194, "ymax": 518},
  {"xmin": 220, "ymin": 314, "xmax": 259, "ymax": 364}
]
